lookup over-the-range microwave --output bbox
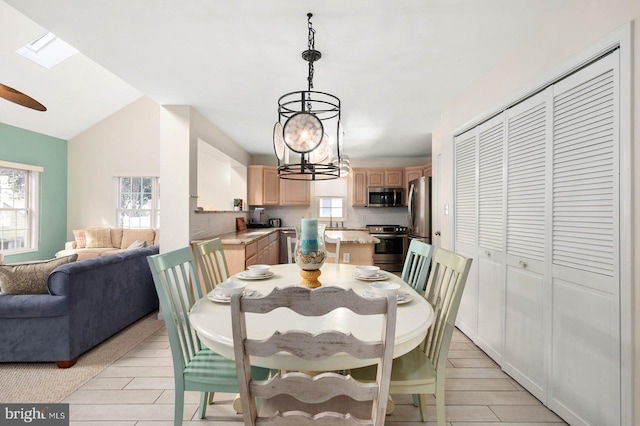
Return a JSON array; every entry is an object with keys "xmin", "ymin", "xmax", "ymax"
[{"xmin": 367, "ymin": 187, "xmax": 405, "ymax": 207}]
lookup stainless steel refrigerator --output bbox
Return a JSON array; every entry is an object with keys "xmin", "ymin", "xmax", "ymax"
[{"xmin": 407, "ymin": 176, "xmax": 432, "ymax": 244}]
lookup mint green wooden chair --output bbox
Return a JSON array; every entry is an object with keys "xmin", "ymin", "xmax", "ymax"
[
  {"xmin": 351, "ymin": 248, "xmax": 472, "ymax": 425},
  {"xmin": 401, "ymin": 239, "xmax": 434, "ymax": 294},
  {"xmin": 147, "ymin": 247, "xmax": 267, "ymax": 425},
  {"xmin": 194, "ymin": 238, "xmax": 229, "ymax": 294}
]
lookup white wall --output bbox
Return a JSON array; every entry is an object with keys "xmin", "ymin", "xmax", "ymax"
[
  {"xmin": 197, "ymin": 139, "xmax": 247, "ymax": 211},
  {"xmin": 66, "ymin": 96, "xmax": 159, "ymax": 237},
  {"xmin": 431, "ymin": 0, "xmax": 639, "ymax": 422},
  {"xmin": 187, "ymin": 107, "xmax": 251, "ymax": 241}
]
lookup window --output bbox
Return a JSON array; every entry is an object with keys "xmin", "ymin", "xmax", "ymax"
[
  {"xmin": 317, "ymin": 197, "xmax": 346, "ymax": 222},
  {"xmin": 0, "ymin": 161, "xmax": 41, "ymax": 254},
  {"xmin": 116, "ymin": 177, "xmax": 160, "ymax": 229}
]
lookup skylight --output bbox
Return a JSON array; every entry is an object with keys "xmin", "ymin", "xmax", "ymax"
[{"xmin": 16, "ymin": 32, "xmax": 78, "ymax": 69}]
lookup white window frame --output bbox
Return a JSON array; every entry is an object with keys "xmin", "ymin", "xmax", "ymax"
[
  {"xmin": 0, "ymin": 160, "xmax": 42, "ymax": 255},
  {"xmin": 115, "ymin": 176, "xmax": 160, "ymax": 229},
  {"xmin": 316, "ymin": 196, "xmax": 346, "ymax": 223}
]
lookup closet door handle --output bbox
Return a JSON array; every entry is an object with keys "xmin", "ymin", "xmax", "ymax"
[
  {"xmin": 519, "ymin": 260, "xmax": 527, "ymax": 269},
  {"xmin": 485, "ymin": 250, "xmax": 491, "ymax": 257}
]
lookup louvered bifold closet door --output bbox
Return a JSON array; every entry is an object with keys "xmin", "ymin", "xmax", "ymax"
[
  {"xmin": 549, "ymin": 51, "xmax": 620, "ymax": 426},
  {"xmin": 455, "ymin": 130, "xmax": 478, "ymax": 247},
  {"xmin": 503, "ymin": 89, "xmax": 551, "ymax": 402},
  {"xmin": 475, "ymin": 114, "xmax": 505, "ymax": 362},
  {"xmin": 454, "ymin": 128, "xmax": 479, "ymax": 338}
]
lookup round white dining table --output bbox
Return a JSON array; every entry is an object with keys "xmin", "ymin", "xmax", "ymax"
[{"xmin": 189, "ymin": 263, "xmax": 434, "ymax": 372}]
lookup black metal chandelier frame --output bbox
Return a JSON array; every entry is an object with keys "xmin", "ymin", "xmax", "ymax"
[{"xmin": 274, "ymin": 13, "xmax": 343, "ymax": 181}]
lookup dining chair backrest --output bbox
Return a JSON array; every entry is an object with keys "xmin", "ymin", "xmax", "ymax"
[
  {"xmin": 194, "ymin": 238, "xmax": 229, "ymax": 294},
  {"xmin": 148, "ymin": 247, "xmax": 254, "ymax": 424},
  {"xmin": 231, "ymin": 286, "xmax": 397, "ymax": 426},
  {"xmin": 421, "ymin": 248, "xmax": 472, "ymax": 371},
  {"xmin": 147, "ymin": 247, "xmax": 205, "ymax": 373},
  {"xmin": 401, "ymin": 239, "xmax": 434, "ymax": 294},
  {"xmin": 286, "ymin": 236, "xmax": 297, "ymax": 263},
  {"xmin": 325, "ymin": 234, "xmax": 341, "ymax": 263}
]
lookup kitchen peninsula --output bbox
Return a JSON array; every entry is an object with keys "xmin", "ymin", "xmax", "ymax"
[{"xmin": 196, "ymin": 228, "xmax": 379, "ymax": 276}]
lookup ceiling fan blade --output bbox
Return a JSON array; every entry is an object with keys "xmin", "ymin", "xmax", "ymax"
[{"xmin": 0, "ymin": 83, "xmax": 46, "ymax": 111}]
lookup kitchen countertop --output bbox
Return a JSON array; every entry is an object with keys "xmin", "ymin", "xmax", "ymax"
[{"xmin": 195, "ymin": 228, "xmax": 379, "ymax": 245}]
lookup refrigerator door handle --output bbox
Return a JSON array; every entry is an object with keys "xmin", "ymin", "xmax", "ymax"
[{"xmin": 407, "ymin": 183, "xmax": 416, "ymax": 229}]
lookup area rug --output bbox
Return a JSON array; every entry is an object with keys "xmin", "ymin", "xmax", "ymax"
[{"xmin": 0, "ymin": 312, "xmax": 164, "ymax": 403}]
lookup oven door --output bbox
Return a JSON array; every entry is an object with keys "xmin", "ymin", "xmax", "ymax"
[{"xmin": 371, "ymin": 234, "xmax": 408, "ymax": 272}]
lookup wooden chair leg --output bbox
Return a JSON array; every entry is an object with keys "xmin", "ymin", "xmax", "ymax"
[
  {"xmin": 198, "ymin": 392, "xmax": 208, "ymax": 419},
  {"xmin": 207, "ymin": 392, "xmax": 214, "ymax": 404},
  {"xmin": 412, "ymin": 393, "xmax": 419, "ymax": 407},
  {"xmin": 418, "ymin": 394, "xmax": 429, "ymax": 423},
  {"xmin": 174, "ymin": 384, "xmax": 184, "ymax": 426},
  {"xmin": 435, "ymin": 383, "xmax": 446, "ymax": 426}
]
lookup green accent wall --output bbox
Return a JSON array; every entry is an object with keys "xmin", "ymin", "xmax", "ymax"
[{"xmin": 0, "ymin": 123, "xmax": 67, "ymax": 262}]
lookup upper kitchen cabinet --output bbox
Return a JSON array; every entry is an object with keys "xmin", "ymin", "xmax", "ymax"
[
  {"xmin": 404, "ymin": 165, "xmax": 432, "ymax": 205},
  {"xmin": 279, "ymin": 178, "xmax": 310, "ymax": 206},
  {"xmin": 367, "ymin": 168, "xmax": 403, "ymax": 187},
  {"xmin": 404, "ymin": 166, "xmax": 423, "ymax": 186},
  {"xmin": 247, "ymin": 165, "xmax": 279, "ymax": 206},
  {"xmin": 352, "ymin": 169, "xmax": 367, "ymax": 207}
]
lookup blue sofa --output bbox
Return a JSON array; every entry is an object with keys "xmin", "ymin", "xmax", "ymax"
[{"xmin": 0, "ymin": 245, "xmax": 159, "ymax": 367}]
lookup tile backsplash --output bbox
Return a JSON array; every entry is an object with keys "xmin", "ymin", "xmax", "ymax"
[{"xmin": 259, "ymin": 205, "xmax": 408, "ymax": 229}]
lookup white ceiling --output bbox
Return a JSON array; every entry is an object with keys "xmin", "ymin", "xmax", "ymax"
[{"xmin": 1, "ymin": 0, "xmax": 572, "ymax": 158}]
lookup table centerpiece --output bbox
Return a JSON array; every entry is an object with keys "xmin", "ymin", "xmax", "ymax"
[{"xmin": 294, "ymin": 218, "xmax": 327, "ymax": 288}]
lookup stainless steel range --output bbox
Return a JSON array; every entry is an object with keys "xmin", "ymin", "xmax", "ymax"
[{"xmin": 366, "ymin": 225, "xmax": 409, "ymax": 272}]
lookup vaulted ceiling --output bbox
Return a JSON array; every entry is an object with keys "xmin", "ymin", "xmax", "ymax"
[{"xmin": 1, "ymin": 0, "xmax": 572, "ymax": 158}]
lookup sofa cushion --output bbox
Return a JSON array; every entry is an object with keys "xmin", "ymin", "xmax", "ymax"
[
  {"xmin": 0, "ymin": 254, "xmax": 78, "ymax": 295},
  {"xmin": 121, "ymin": 229, "xmax": 156, "ymax": 249},
  {"xmin": 85, "ymin": 227, "xmax": 113, "ymax": 248},
  {"xmin": 110, "ymin": 228, "xmax": 124, "ymax": 250},
  {"xmin": 56, "ymin": 248, "xmax": 116, "ymax": 261},
  {"xmin": 73, "ymin": 229, "xmax": 86, "ymax": 248}
]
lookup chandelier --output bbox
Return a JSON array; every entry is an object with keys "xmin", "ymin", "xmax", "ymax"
[{"xmin": 274, "ymin": 13, "xmax": 345, "ymax": 180}]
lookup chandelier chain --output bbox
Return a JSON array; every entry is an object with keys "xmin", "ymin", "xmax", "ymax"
[{"xmin": 307, "ymin": 14, "xmax": 315, "ymax": 91}]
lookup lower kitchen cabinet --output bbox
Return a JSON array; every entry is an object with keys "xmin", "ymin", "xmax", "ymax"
[
  {"xmin": 224, "ymin": 232, "xmax": 279, "ymax": 275},
  {"xmin": 324, "ymin": 241, "xmax": 374, "ymax": 266}
]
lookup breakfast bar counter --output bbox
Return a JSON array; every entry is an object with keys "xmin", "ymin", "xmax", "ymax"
[
  {"xmin": 199, "ymin": 227, "xmax": 379, "ymax": 246},
  {"xmin": 193, "ymin": 228, "xmax": 379, "ymax": 275}
]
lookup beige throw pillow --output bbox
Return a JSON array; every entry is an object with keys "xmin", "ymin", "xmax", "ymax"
[
  {"xmin": 110, "ymin": 228, "xmax": 124, "ymax": 250},
  {"xmin": 0, "ymin": 254, "xmax": 78, "ymax": 295},
  {"xmin": 72, "ymin": 229, "xmax": 86, "ymax": 248},
  {"xmin": 121, "ymin": 229, "xmax": 155, "ymax": 249},
  {"xmin": 85, "ymin": 227, "xmax": 113, "ymax": 248},
  {"xmin": 127, "ymin": 240, "xmax": 148, "ymax": 249}
]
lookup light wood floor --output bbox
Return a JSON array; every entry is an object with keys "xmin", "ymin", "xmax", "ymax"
[{"xmin": 64, "ymin": 324, "xmax": 567, "ymax": 425}]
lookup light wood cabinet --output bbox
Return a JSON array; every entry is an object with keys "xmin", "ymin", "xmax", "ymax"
[
  {"xmin": 404, "ymin": 166, "xmax": 423, "ymax": 187},
  {"xmin": 224, "ymin": 231, "xmax": 280, "ymax": 275},
  {"xmin": 247, "ymin": 165, "xmax": 279, "ymax": 206},
  {"xmin": 366, "ymin": 170, "xmax": 384, "ymax": 187},
  {"xmin": 384, "ymin": 169, "xmax": 404, "ymax": 187},
  {"xmin": 366, "ymin": 169, "xmax": 403, "ymax": 187},
  {"xmin": 351, "ymin": 169, "xmax": 367, "ymax": 207},
  {"xmin": 405, "ymin": 165, "xmax": 433, "ymax": 205},
  {"xmin": 279, "ymin": 179, "xmax": 310, "ymax": 206}
]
